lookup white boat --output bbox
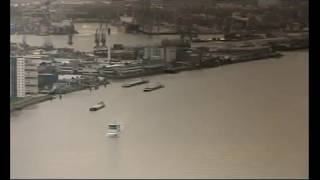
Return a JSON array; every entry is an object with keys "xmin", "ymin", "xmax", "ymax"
[
  {"xmin": 89, "ymin": 101, "xmax": 105, "ymax": 111},
  {"xmin": 106, "ymin": 124, "xmax": 121, "ymax": 137},
  {"xmin": 143, "ymin": 82, "xmax": 164, "ymax": 92}
]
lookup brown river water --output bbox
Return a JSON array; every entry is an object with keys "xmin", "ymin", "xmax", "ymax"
[{"xmin": 10, "ymin": 50, "xmax": 308, "ymax": 179}]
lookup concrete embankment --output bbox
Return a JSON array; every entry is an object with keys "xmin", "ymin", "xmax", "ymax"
[
  {"xmin": 10, "ymin": 83, "xmax": 109, "ymax": 112},
  {"xmin": 10, "ymin": 95, "xmax": 54, "ymax": 112}
]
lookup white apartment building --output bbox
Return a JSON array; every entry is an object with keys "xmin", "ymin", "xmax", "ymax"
[
  {"xmin": 13, "ymin": 57, "xmax": 39, "ymax": 97},
  {"xmin": 16, "ymin": 57, "xmax": 26, "ymax": 97}
]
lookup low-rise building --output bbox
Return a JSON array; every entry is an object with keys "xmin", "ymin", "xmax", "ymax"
[
  {"xmin": 176, "ymin": 48, "xmax": 201, "ymax": 65},
  {"xmin": 114, "ymin": 64, "xmax": 145, "ymax": 77},
  {"xmin": 144, "ymin": 48, "xmax": 181, "ymax": 63},
  {"xmin": 57, "ymin": 65, "xmax": 76, "ymax": 74},
  {"xmin": 143, "ymin": 46, "xmax": 165, "ymax": 61},
  {"xmin": 78, "ymin": 68, "xmax": 99, "ymax": 75},
  {"xmin": 38, "ymin": 73, "xmax": 59, "ymax": 90}
]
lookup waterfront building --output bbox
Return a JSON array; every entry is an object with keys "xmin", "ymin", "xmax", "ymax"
[
  {"xmin": 77, "ymin": 68, "xmax": 99, "ymax": 75},
  {"xmin": 38, "ymin": 74, "xmax": 58, "ymax": 90},
  {"xmin": 143, "ymin": 63, "xmax": 167, "ymax": 73},
  {"xmin": 57, "ymin": 66, "xmax": 76, "ymax": 74},
  {"xmin": 176, "ymin": 49, "xmax": 201, "ymax": 65},
  {"xmin": 161, "ymin": 40, "xmax": 188, "ymax": 62},
  {"xmin": 11, "ymin": 56, "xmax": 39, "ymax": 97},
  {"xmin": 143, "ymin": 46, "xmax": 165, "ymax": 61},
  {"xmin": 58, "ymin": 75, "xmax": 82, "ymax": 80},
  {"xmin": 52, "ymin": 81, "xmax": 72, "ymax": 91},
  {"xmin": 164, "ymin": 47, "xmax": 177, "ymax": 62},
  {"xmin": 144, "ymin": 40, "xmax": 190, "ymax": 62},
  {"xmin": 16, "ymin": 57, "xmax": 26, "ymax": 97},
  {"xmin": 99, "ymin": 67, "xmax": 118, "ymax": 77},
  {"xmin": 10, "ymin": 57, "xmax": 17, "ymax": 98},
  {"xmin": 113, "ymin": 64, "xmax": 145, "ymax": 77},
  {"xmin": 25, "ymin": 60, "xmax": 39, "ymax": 95}
]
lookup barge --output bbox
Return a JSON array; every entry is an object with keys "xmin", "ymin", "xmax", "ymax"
[
  {"xmin": 122, "ymin": 78, "xmax": 149, "ymax": 88},
  {"xmin": 143, "ymin": 83, "xmax": 164, "ymax": 92}
]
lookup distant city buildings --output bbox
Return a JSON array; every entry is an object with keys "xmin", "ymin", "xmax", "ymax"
[
  {"xmin": 257, "ymin": 0, "xmax": 281, "ymax": 8},
  {"xmin": 150, "ymin": 0, "xmax": 163, "ymax": 9}
]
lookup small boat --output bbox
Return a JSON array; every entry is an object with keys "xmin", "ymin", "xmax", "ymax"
[
  {"xmin": 122, "ymin": 78, "xmax": 149, "ymax": 88},
  {"xmin": 143, "ymin": 83, "xmax": 164, "ymax": 92},
  {"xmin": 106, "ymin": 124, "xmax": 121, "ymax": 137},
  {"xmin": 89, "ymin": 101, "xmax": 105, "ymax": 111}
]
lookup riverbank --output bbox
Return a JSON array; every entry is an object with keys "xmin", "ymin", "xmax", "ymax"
[
  {"xmin": 10, "ymin": 95, "xmax": 55, "ymax": 112},
  {"xmin": 9, "ymin": 50, "xmax": 288, "ymax": 112},
  {"xmin": 103, "ymin": 49, "xmax": 284, "ymax": 80},
  {"xmin": 138, "ymin": 30, "xmax": 224, "ymax": 35},
  {"xmin": 10, "ymin": 81, "xmax": 110, "ymax": 113},
  {"xmin": 11, "ymin": 48, "xmax": 307, "ymax": 113}
]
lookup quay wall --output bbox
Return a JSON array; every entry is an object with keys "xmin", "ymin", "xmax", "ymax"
[{"xmin": 10, "ymin": 95, "xmax": 54, "ymax": 112}]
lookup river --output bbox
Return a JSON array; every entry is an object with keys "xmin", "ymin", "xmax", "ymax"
[
  {"xmin": 10, "ymin": 50, "xmax": 308, "ymax": 178},
  {"xmin": 10, "ymin": 23, "xmax": 224, "ymax": 52}
]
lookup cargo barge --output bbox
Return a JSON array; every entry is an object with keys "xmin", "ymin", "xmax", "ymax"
[
  {"xmin": 143, "ymin": 83, "xmax": 164, "ymax": 92},
  {"xmin": 122, "ymin": 78, "xmax": 149, "ymax": 88}
]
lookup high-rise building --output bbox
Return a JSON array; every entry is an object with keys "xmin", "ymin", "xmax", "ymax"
[
  {"xmin": 16, "ymin": 57, "xmax": 26, "ymax": 97},
  {"xmin": 10, "ymin": 56, "xmax": 39, "ymax": 98},
  {"xmin": 10, "ymin": 57, "xmax": 17, "ymax": 98}
]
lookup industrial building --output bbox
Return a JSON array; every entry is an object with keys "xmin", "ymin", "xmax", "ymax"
[
  {"xmin": 38, "ymin": 74, "xmax": 58, "ymax": 91},
  {"xmin": 143, "ymin": 46, "xmax": 165, "ymax": 61},
  {"xmin": 143, "ymin": 39, "xmax": 190, "ymax": 62}
]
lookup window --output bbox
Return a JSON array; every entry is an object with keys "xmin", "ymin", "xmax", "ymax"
[{"xmin": 152, "ymin": 48, "xmax": 161, "ymax": 57}]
